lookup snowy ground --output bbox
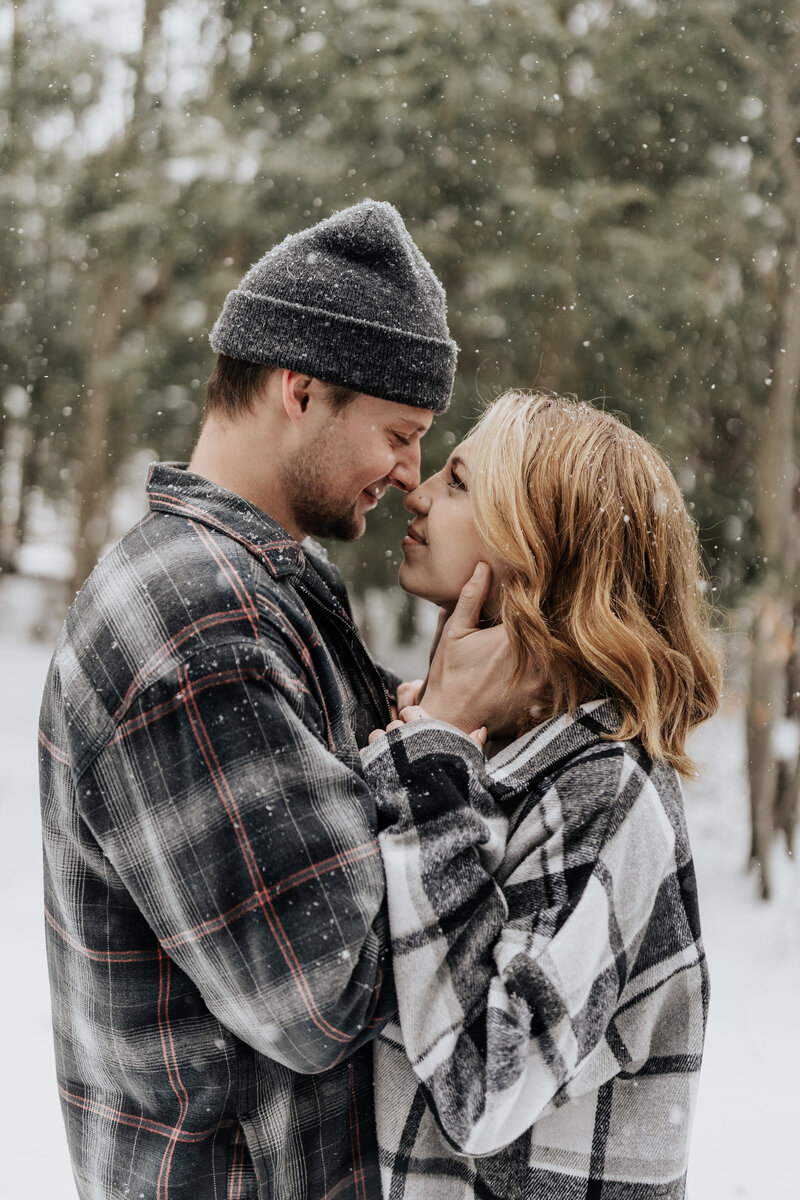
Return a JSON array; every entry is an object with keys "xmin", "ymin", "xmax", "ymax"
[{"xmin": 2, "ymin": 574, "xmax": 798, "ymax": 1198}]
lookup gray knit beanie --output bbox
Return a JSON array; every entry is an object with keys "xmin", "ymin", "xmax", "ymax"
[{"xmin": 209, "ymin": 200, "xmax": 457, "ymax": 412}]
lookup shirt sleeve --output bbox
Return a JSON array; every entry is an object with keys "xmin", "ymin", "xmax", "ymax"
[
  {"xmin": 79, "ymin": 638, "xmax": 396, "ymax": 1075},
  {"xmin": 361, "ymin": 724, "xmax": 681, "ymax": 1156}
]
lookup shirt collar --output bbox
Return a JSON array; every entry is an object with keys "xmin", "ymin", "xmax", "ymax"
[
  {"xmin": 487, "ymin": 699, "xmax": 623, "ymax": 796},
  {"xmin": 146, "ymin": 462, "xmax": 305, "ymax": 580}
]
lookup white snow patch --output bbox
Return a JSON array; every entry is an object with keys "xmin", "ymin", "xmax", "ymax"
[{"xmin": 683, "ymin": 700, "xmax": 800, "ymax": 1200}]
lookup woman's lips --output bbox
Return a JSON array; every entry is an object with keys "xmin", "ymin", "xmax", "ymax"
[{"xmin": 402, "ymin": 524, "xmax": 426, "ymax": 549}]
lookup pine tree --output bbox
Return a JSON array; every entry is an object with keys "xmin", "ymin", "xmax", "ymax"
[{"xmin": 6, "ymin": 0, "xmax": 799, "ymax": 887}]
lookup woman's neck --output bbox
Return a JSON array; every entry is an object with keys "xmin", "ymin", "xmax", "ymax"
[{"xmin": 485, "ymin": 733, "xmax": 516, "ymax": 759}]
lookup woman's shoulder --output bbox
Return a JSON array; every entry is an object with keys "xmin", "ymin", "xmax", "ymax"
[
  {"xmin": 496, "ymin": 701, "xmax": 684, "ymax": 850},
  {"xmin": 488, "ymin": 700, "xmax": 632, "ymax": 797}
]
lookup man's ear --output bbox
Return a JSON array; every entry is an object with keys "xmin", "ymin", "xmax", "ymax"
[{"xmin": 281, "ymin": 370, "xmax": 314, "ymax": 424}]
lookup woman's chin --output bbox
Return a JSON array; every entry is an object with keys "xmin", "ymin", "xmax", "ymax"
[
  {"xmin": 398, "ymin": 561, "xmax": 426, "ymax": 599},
  {"xmin": 398, "ymin": 563, "xmax": 454, "ymax": 608}
]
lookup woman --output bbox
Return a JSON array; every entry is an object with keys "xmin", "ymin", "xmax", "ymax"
[{"xmin": 361, "ymin": 390, "xmax": 721, "ymax": 1199}]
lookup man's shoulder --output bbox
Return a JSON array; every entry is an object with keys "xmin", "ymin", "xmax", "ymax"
[
  {"xmin": 86, "ymin": 508, "xmax": 275, "ymax": 626},
  {"xmin": 55, "ymin": 510, "xmax": 312, "ymax": 715}
]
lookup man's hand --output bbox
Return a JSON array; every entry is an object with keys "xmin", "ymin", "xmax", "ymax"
[{"xmin": 421, "ymin": 562, "xmax": 546, "ymax": 738}]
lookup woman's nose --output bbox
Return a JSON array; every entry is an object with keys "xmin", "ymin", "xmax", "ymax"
[{"xmin": 403, "ymin": 482, "xmax": 432, "ymax": 514}]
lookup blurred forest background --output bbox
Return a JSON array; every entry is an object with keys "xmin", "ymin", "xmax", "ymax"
[{"xmin": 1, "ymin": 0, "xmax": 799, "ymax": 897}]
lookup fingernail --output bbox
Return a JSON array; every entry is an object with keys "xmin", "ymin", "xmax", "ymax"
[{"xmin": 472, "ymin": 562, "xmax": 487, "ymax": 580}]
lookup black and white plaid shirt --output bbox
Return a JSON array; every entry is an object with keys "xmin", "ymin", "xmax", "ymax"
[
  {"xmin": 362, "ymin": 701, "xmax": 709, "ymax": 1199},
  {"xmin": 40, "ymin": 463, "xmax": 408, "ymax": 1200}
]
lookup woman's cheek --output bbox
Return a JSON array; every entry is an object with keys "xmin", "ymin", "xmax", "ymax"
[{"xmin": 452, "ymin": 554, "xmax": 481, "ymax": 594}]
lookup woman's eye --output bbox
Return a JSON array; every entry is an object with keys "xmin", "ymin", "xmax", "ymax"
[{"xmin": 448, "ymin": 467, "xmax": 466, "ymax": 491}]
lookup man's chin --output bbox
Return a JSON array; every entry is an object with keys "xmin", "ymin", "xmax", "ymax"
[
  {"xmin": 336, "ymin": 507, "xmax": 365, "ymax": 542},
  {"xmin": 305, "ymin": 508, "xmax": 364, "ymax": 543}
]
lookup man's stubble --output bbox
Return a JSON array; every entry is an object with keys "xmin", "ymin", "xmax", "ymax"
[{"xmin": 280, "ymin": 427, "xmax": 363, "ymax": 543}]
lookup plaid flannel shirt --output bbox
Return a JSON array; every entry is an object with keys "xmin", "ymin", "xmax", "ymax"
[
  {"xmin": 39, "ymin": 463, "xmax": 405, "ymax": 1200},
  {"xmin": 361, "ymin": 700, "xmax": 709, "ymax": 1200}
]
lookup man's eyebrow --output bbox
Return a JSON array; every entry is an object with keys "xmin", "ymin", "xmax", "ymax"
[{"xmin": 392, "ymin": 418, "xmax": 431, "ymax": 436}]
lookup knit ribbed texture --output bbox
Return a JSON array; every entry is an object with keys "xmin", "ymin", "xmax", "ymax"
[{"xmin": 209, "ymin": 200, "xmax": 457, "ymax": 412}]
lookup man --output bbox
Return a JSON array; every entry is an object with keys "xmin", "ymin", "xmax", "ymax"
[{"xmin": 39, "ymin": 201, "xmax": 517, "ymax": 1200}]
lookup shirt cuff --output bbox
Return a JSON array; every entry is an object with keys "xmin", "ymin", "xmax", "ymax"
[{"xmin": 360, "ymin": 717, "xmax": 483, "ymax": 770}]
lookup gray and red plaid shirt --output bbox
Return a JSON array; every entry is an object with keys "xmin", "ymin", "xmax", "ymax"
[{"xmin": 40, "ymin": 463, "xmax": 407, "ymax": 1200}]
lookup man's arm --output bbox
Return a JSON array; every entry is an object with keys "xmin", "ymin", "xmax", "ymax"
[
  {"xmin": 79, "ymin": 637, "xmax": 394, "ymax": 1075},
  {"xmin": 76, "ymin": 567, "xmax": 527, "ymax": 1077}
]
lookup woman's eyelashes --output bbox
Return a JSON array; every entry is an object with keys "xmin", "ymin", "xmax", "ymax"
[{"xmin": 447, "ymin": 464, "xmax": 467, "ymax": 492}]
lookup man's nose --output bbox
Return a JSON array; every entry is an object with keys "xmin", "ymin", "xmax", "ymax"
[{"xmin": 388, "ymin": 443, "xmax": 422, "ymax": 494}]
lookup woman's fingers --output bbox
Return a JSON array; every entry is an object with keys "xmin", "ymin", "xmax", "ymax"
[
  {"xmin": 398, "ymin": 705, "xmax": 430, "ymax": 723},
  {"xmin": 367, "ymin": 720, "xmax": 404, "ymax": 744},
  {"xmin": 445, "ymin": 562, "xmax": 491, "ymax": 637},
  {"xmin": 396, "ymin": 679, "xmax": 424, "ymax": 710},
  {"xmin": 367, "ymin": 708, "xmax": 435, "ymax": 747},
  {"xmin": 399, "ymin": 707, "xmax": 486, "ymax": 750}
]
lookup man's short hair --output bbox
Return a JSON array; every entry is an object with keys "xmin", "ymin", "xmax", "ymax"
[{"xmin": 203, "ymin": 354, "xmax": 359, "ymax": 422}]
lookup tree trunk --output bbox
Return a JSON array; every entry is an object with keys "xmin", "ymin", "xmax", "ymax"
[
  {"xmin": 746, "ymin": 594, "xmax": 792, "ymax": 899},
  {"xmin": 70, "ymin": 273, "xmax": 126, "ymax": 595},
  {"xmin": 775, "ymin": 595, "xmax": 800, "ymax": 853},
  {"xmin": 774, "ymin": 759, "xmax": 799, "ymax": 855},
  {"xmin": 0, "ymin": 4, "xmax": 28, "ymax": 572},
  {"xmin": 15, "ymin": 376, "xmax": 49, "ymax": 548},
  {"xmin": 744, "ymin": 247, "xmax": 798, "ymax": 897},
  {"xmin": 396, "ymin": 591, "xmax": 418, "ymax": 646},
  {"xmin": 765, "ymin": 28, "xmax": 800, "ymax": 864},
  {"xmin": 0, "ymin": 409, "xmax": 28, "ymax": 573},
  {"xmin": 710, "ymin": 0, "xmax": 800, "ymax": 898},
  {"xmin": 69, "ymin": 2, "xmax": 165, "ymax": 596}
]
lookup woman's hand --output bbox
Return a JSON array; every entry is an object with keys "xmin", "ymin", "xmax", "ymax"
[
  {"xmin": 367, "ymin": 705, "xmax": 487, "ymax": 749},
  {"xmin": 396, "ymin": 679, "xmax": 424, "ymax": 711},
  {"xmin": 422, "ymin": 563, "xmax": 548, "ymax": 738}
]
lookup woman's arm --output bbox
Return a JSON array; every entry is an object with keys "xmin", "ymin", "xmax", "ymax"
[{"xmin": 361, "ymin": 724, "xmax": 684, "ymax": 1157}]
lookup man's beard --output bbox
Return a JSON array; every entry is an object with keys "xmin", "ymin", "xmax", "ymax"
[{"xmin": 280, "ymin": 441, "xmax": 363, "ymax": 542}]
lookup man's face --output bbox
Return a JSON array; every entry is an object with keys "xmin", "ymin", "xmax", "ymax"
[{"xmin": 282, "ymin": 392, "xmax": 434, "ymax": 541}]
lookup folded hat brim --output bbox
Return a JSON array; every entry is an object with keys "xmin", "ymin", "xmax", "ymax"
[{"xmin": 210, "ymin": 289, "xmax": 457, "ymax": 412}]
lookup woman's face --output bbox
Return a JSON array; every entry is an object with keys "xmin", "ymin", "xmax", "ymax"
[{"xmin": 399, "ymin": 436, "xmax": 505, "ymax": 613}]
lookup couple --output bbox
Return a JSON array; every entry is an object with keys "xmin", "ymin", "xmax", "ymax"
[{"xmin": 39, "ymin": 201, "xmax": 720, "ymax": 1200}]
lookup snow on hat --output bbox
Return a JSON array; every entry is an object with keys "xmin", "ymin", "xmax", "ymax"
[{"xmin": 209, "ymin": 199, "xmax": 457, "ymax": 413}]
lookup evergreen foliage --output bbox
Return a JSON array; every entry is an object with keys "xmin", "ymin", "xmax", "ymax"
[
  {"xmin": 3, "ymin": 0, "xmax": 796, "ymax": 604},
  {"xmin": 2, "ymin": 0, "xmax": 799, "ymax": 887}
]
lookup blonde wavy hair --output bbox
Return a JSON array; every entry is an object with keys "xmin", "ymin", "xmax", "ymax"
[{"xmin": 469, "ymin": 391, "xmax": 722, "ymax": 776}]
